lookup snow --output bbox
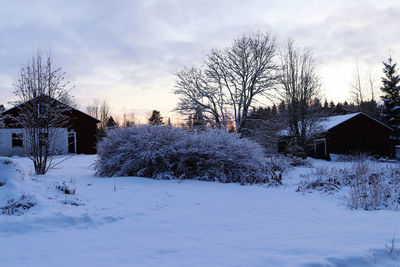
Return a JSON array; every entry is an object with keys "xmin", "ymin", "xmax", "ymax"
[
  {"xmin": 320, "ymin": 112, "xmax": 360, "ymax": 131},
  {"xmin": 0, "ymin": 155, "xmax": 399, "ymax": 266},
  {"xmin": 279, "ymin": 113, "xmax": 362, "ymax": 136},
  {"xmin": 281, "ymin": 112, "xmax": 393, "ymax": 136}
]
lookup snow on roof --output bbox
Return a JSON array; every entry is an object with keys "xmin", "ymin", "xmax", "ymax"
[
  {"xmin": 321, "ymin": 112, "xmax": 393, "ymax": 131},
  {"xmin": 319, "ymin": 112, "xmax": 360, "ymax": 131},
  {"xmin": 280, "ymin": 112, "xmax": 392, "ymax": 136}
]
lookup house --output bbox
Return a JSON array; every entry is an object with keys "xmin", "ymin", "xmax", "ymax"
[
  {"xmin": 279, "ymin": 112, "xmax": 393, "ymax": 159},
  {"xmin": 0, "ymin": 96, "xmax": 101, "ymax": 156}
]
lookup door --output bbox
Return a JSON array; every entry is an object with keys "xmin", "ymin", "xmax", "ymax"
[
  {"xmin": 314, "ymin": 138, "xmax": 327, "ymax": 159},
  {"xmin": 68, "ymin": 132, "xmax": 76, "ymax": 153}
]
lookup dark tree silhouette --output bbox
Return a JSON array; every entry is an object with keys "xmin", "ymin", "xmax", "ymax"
[{"xmin": 148, "ymin": 110, "xmax": 164, "ymax": 125}]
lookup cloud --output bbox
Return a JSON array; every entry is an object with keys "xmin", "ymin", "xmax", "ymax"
[{"xmin": 0, "ymin": 0, "xmax": 400, "ymax": 116}]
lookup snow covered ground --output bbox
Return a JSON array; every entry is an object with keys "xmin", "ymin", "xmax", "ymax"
[{"xmin": 0, "ymin": 155, "xmax": 399, "ymax": 266}]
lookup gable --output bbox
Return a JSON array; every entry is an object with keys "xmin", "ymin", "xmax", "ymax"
[
  {"xmin": 279, "ymin": 112, "xmax": 392, "ymax": 137},
  {"xmin": 0, "ymin": 96, "xmax": 101, "ymax": 127},
  {"xmin": 326, "ymin": 113, "xmax": 392, "ymax": 132}
]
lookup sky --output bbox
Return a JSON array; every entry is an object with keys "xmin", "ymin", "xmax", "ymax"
[{"xmin": 0, "ymin": 0, "xmax": 399, "ymax": 122}]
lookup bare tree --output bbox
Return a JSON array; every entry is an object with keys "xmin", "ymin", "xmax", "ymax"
[
  {"xmin": 86, "ymin": 99, "xmax": 111, "ymax": 139},
  {"xmin": 99, "ymin": 100, "xmax": 110, "ymax": 130},
  {"xmin": 174, "ymin": 32, "xmax": 277, "ymax": 132},
  {"xmin": 348, "ymin": 64, "xmax": 381, "ymax": 118},
  {"xmin": 9, "ymin": 97, "xmax": 70, "ymax": 174},
  {"xmin": 10, "ymin": 51, "xmax": 73, "ymax": 174},
  {"xmin": 13, "ymin": 50, "xmax": 71, "ymax": 104},
  {"xmin": 86, "ymin": 99, "xmax": 100, "ymax": 119},
  {"xmin": 121, "ymin": 112, "xmax": 136, "ymax": 127},
  {"xmin": 350, "ymin": 65, "xmax": 364, "ymax": 106},
  {"xmin": 277, "ymin": 40, "xmax": 321, "ymax": 151},
  {"xmin": 367, "ymin": 71, "xmax": 377, "ymax": 102},
  {"xmin": 175, "ymin": 67, "xmax": 229, "ymax": 129},
  {"xmin": 350, "ymin": 64, "xmax": 379, "ymax": 104}
]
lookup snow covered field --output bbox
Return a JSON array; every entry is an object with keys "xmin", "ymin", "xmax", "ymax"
[{"xmin": 0, "ymin": 155, "xmax": 399, "ymax": 266}]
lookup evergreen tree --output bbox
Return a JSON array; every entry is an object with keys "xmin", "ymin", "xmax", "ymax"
[
  {"xmin": 0, "ymin": 104, "xmax": 4, "ymax": 112},
  {"xmin": 264, "ymin": 107, "xmax": 277, "ymax": 118},
  {"xmin": 348, "ymin": 102, "xmax": 357, "ymax": 113},
  {"xmin": 333, "ymin": 102, "xmax": 345, "ymax": 115},
  {"xmin": 106, "ymin": 116, "xmax": 118, "ymax": 128},
  {"xmin": 278, "ymin": 101, "xmax": 286, "ymax": 113},
  {"xmin": 343, "ymin": 101, "xmax": 349, "ymax": 112},
  {"xmin": 187, "ymin": 108, "xmax": 207, "ymax": 130},
  {"xmin": 148, "ymin": 110, "xmax": 164, "ymax": 125},
  {"xmin": 380, "ymin": 56, "xmax": 400, "ymax": 138},
  {"xmin": 271, "ymin": 105, "xmax": 278, "ymax": 117},
  {"xmin": 329, "ymin": 101, "xmax": 336, "ymax": 113},
  {"xmin": 360, "ymin": 100, "xmax": 380, "ymax": 119},
  {"xmin": 323, "ymin": 99, "xmax": 329, "ymax": 111},
  {"xmin": 312, "ymin": 98, "xmax": 322, "ymax": 110}
]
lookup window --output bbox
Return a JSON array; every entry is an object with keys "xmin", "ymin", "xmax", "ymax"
[
  {"xmin": 38, "ymin": 103, "xmax": 49, "ymax": 118},
  {"xmin": 12, "ymin": 133, "xmax": 23, "ymax": 147},
  {"xmin": 68, "ymin": 132, "xmax": 76, "ymax": 153}
]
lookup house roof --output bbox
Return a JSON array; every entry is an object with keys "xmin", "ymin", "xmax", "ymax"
[
  {"xmin": 321, "ymin": 112, "xmax": 392, "ymax": 131},
  {"xmin": 320, "ymin": 113, "xmax": 360, "ymax": 131},
  {"xmin": 280, "ymin": 112, "xmax": 392, "ymax": 136},
  {"xmin": 0, "ymin": 96, "xmax": 101, "ymax": 123}
]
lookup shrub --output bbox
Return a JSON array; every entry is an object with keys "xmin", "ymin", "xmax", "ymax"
[
  {"xmin": 1, "ymin": 193, "xmax": 36, "ymax": 216},
  {"xmin": 296, "ymin": 167, "xmax": 350, "ymax": 193},
  {"xmin": 61, "ymin": 197, "xmax": 84, "ymax": 206},
  {"xmin": 295, "ymin": 159, "xmax": 400, "ymax": 210},
  {"xmin": 55, "ymin": 180, "xmax": 76, "ymax": 195},
  {"xmin": 95, "ymin": 125, "xmax": 270, "ymax": 184},
  {"xmin": 265, "ymin": 155, "xmax": 291, "ymax": 185},
  {"xmin": 297, "ymin": 177, "xmax": 342, "ymax": 193},
  {"xmin": 345, "ymin": 161, "xmax": 400, "ymax": 210}
]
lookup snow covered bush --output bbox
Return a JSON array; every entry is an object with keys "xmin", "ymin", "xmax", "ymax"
[
  {"xmin": 61, "ymin": 197, "xmax": 84, "ymax": 206},
  {"xmin": 296, "ymin": 160, "xmax": 400, "ymax": 210},
  {"xmin": 264, "ymin": 155, "xmax": 291, "ymax": 185},
  {"xmin": 296, "ymin": 167, "xmax": 351, "ymax": 194},
  {"xmin": 1, "ymin": 193, "xmax": 36, "ymax": 216},
  {"xmin": 55, "ymin": 180, "xmax": 77, "ymax": 195},
  {"xmin": 345, "ymin": 162, "xmax": 400, "ymax": 210},
  {"xmin": 95, "ymin": 125, "xmax": 271, "ymax": 184}
]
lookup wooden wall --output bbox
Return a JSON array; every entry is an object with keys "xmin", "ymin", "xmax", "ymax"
[
  {"xmin": 69, "ymin": 110, "xmax": 98, "ymax": 154},
  {"xmin": 326, "ymin": 114, "xmax": 392, "ymax": 156}
]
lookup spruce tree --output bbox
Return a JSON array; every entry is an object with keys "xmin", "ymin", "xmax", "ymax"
[
  {"xmin": 187, "ymin": 109, "xmax": 206, "ymax": 130},
  {"xmin": 334, "ymin": 103, "xmax": 344, "ymax": 115},
  {"xmin": 271, "ymin": 104, "xmax": 278, "ymax": 117},
  {"xmin": 278, "ymin": 101, "xmax": 286, "ymax": 113},
  {"xmin": 106, "ymin": 116, "xmax": 118, "ymax": 128},
  {"xmin": 323, "ymin": 99, "xmax": 329, "ymax": 111},
  {"xmin": 148, "ymin": 110, "xmax": 164, "ymax": 125},
  {"xmin": 381, "ymin": 56, "xmax": 400, "ymax": 138},
  {"xmin": 329, "ymin": 101, "xmax": 336, "ymax": 112}
]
